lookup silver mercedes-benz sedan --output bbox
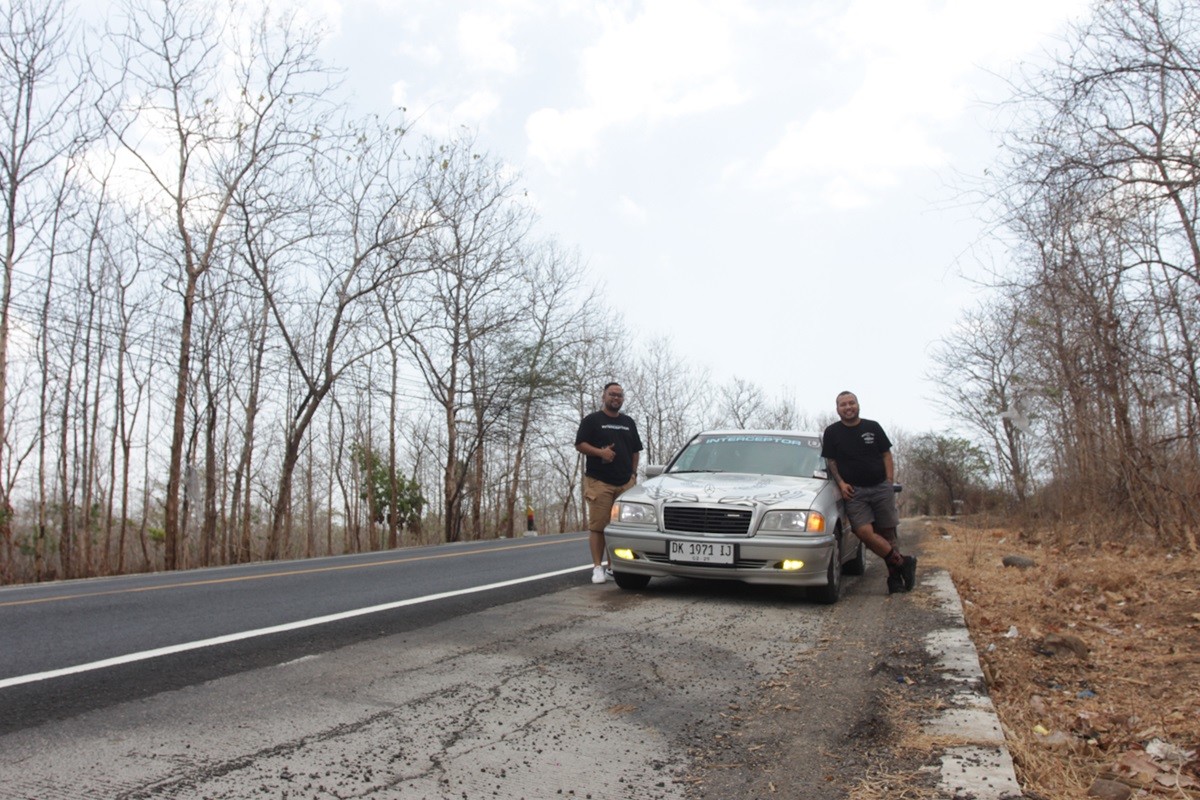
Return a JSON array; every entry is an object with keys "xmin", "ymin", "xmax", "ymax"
[{"xmin": 604, "ymin": 430, "xmax": 864, "ymax": 603}]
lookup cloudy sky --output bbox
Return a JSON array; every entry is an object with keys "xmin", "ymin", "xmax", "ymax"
[{"xmin": 306, "ymin": 0, "xmax": 1091, "ymax": 433}]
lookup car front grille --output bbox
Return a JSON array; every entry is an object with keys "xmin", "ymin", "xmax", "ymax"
[{"xmin": 663, "ymin": 505, "xmax": 753, "ymax": 536}]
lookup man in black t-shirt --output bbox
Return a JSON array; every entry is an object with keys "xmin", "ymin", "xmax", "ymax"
[
  {"xmin": 821, "ymin": 391, "xmax": 917, "ymax": 594},
  {"xmin": 575, "ymin": 382, "xmax": 643, "ymax": 584}
]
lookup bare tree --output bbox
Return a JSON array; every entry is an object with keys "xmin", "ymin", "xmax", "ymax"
[
  {"xmin": 399, "ymin": 136, "xmax": 531, "ymax": 543},
  {"xmin": 630, "ymin": 336, "xmax": 711, "ymax": 465},
  {"xmin": 96, "ymin": 202, "xmax": 151, "ymax": 574},
  {"xmin": 0, "ymin": 0, "xmax": 92, "ymax": 578},
  {"xmin": 930, "ymin": 299, "xmax": 1034, "ymax": 503},
  {"xmin": 101, "ymin": 0, "xmax": 332, "ymax": 569},
  {"xmin": 715, "ymin": 376, "xmax": 766, "ymax": 430},
  {"xmin": 493, "ymin": 242, "xmax": 595, "ymax": 537},
  {"xmin": 563, "ymin": 314, "xmax": 629, "ymax": 533},
  {"xmin": 976, "ymin": 0, "xmax": 1200, "ymax": 545},
  {"xmin": 251, "ymin": 116, "xmax": 433, "ymax": 560}
]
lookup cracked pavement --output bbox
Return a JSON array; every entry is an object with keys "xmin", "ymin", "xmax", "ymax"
[{"xmin": 1, "ymin": 577, "xmax": 829, "ymax": 799}]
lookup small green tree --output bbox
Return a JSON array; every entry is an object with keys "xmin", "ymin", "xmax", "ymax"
[
  {"xmin": 907, "ymin": 434, "xmax": 990, "ymax": 516},
  {"xmin": 352, "ymin": 443, "xmax": 425, "ymax": 545}
]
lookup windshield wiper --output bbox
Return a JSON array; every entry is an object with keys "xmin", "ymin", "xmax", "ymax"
[{"xmin": 669, "ymin": 469, "xmax": 721, "ymax": 473}]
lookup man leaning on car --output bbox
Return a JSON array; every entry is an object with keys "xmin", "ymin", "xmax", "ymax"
[
  {"xmin": 575, "ymin": 382, "xmax": 643, "ymax": 585},
  {"xmin": 821, "ymin": 390, "xmax": 917, "ymax": 594}
]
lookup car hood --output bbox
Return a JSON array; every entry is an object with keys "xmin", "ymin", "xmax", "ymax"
[{"xmin": 629, "ymin": 471, "xmax": 827, "ymax": 509}]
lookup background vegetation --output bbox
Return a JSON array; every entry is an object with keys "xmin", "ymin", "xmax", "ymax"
[
  {"xmin": 930, "ymin": 0, "xmax": 1200, "ymax": 550},
  {"xmin": 0, "ymin": 0, "xmax": 1195, "ymax": 584}
]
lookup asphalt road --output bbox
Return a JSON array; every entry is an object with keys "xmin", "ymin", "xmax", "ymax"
[
  {"xmin": 0, "ymin": 531, "xmax": 915, "ymax": 799},
  {"xmin": 0, "ymin": 535, "xmax": 589, "ymax": 728}
]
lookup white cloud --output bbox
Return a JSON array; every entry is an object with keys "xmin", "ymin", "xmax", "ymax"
[
  {"xmin": 761, "ymin": 107, "xmax": 948, "ymax": 210},
  {"xmin": 458, "ymin": 12, "xmax": 519, "ymax": 73},
  {"xmin": 525, "ymin": 107, "xmax": 603, "ymax": 172},
  {"xmin": 395, "ymin": 41, "xmax": 443, "ymax": 68},
  {"xmin": 390, "ymin": 79, "xmax": 411, "ymax": 110},
  {"xmin": 757, "ymin": 0, "xmax": 1091, "ymax": 209},
  {"xmin": 526, "ymin": 0, "xmax": 752, "ymax": 169},
  {"xmin": 453, "ymin": 90, "xmax": 502, "ymax": 124},
  {"xmin": 391, "ymin": 86, "xmax": 502, "ymax": 138},
  {"xmin": 296, "ymin": 0, "xmax": 345, "ymax": 37},
  {"xmin": 821, "ymin": 175, "xmax": 872, "ymax": 211},
  {"xmin": 616, "ymin": 194, "xmax": 648, "ymax": 225},
  {"xmin": 581, "ymin": 0, "xmax": 747, "ymax": 119}
]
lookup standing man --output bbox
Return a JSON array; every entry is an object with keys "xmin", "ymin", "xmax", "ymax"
[
  {"xmin": 575, "ymin": 382, "xmax": 643, "ymax": 584},
  {"xmin": 821, "ymin": 391, "xmax": 916, "ymax": 594}
]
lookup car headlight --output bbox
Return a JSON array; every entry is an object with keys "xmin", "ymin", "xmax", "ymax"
[
  {"xmin": 759, "ymin": 510, "xmax": 825, "ymax": 533},
  {"xmin": 612, "ymin": 501, "xmax": 658, "ymax": 526}
]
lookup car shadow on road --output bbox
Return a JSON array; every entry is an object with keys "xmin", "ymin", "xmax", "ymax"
[{"xmin": 600, "ymin": 571, "xmax": 871, "ymax": 609}]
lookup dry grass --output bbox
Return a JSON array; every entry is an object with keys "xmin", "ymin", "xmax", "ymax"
[
  {"xmin": 920, "ymin": 519, "xmax": 1200, "ymax": 799},
  {"xmin": 845, "ymin": 685, "xmax": 943, "ymax": 800}
]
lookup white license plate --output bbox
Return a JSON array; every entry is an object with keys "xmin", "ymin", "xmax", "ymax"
[{"xmin": 669, "ymin": 540, "xmax": 735, "ymax": 565}]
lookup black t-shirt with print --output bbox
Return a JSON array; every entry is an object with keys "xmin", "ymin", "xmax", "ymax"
[
  {"xmin": 821, "ymin": 418, "xmax": 891, "ymax": 486},
  {"xmin": 575, "ymin": 411, "xmax": 643, "ymax": 486}
]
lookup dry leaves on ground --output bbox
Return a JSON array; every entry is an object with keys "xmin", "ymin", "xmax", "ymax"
[{"xmin": 921, "ymin": 519, "xmax": 1200, "ymax": 800}]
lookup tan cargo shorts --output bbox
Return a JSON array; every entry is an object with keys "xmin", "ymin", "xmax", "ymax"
[{"xmin": 584, "ymin": 475, "xmax": 636, "ymax": 534}]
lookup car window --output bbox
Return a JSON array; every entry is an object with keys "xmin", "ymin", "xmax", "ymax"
[{"xmin": 669, "ymin": 434, "xmax": 822, "ymax": 478}]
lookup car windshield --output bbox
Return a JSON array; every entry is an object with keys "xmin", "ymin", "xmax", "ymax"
[{"xmin": 667, "ymin": 433, "xmax": 824, "ymax": 479}]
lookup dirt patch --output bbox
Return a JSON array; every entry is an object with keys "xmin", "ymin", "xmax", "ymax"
[
  {"xmin": 922, "ymin": 519, "xmax": 1200, "ymax": 800},
  {"xmin": 681, "ymin": 560, "xmax": 960, "ymax": 800},
  {"xmin": 681, "ymin": 520, "xmax": 1199, "ymax": 800}
]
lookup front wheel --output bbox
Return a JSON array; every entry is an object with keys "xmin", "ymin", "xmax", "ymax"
[
  {"xmin": 809, "ymin": 538, "xmax": 842, "ymax": 605},
  {"xmin": 613, "ymin": 571, "xmax": 651, "ymax": 590}
]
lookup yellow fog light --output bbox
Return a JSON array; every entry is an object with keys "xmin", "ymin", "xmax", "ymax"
[
  {"xmin": 781, "ymin": 560, "xmax": 805, "ymax": 571},
  {"xmin": 613, "ymin": 548, "xmax": 634, "ymax": 561}
]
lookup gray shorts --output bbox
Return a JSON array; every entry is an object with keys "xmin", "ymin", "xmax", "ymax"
[{"xmin": 846, "ymin": 482, "xmax": 899, "ymax": 531}]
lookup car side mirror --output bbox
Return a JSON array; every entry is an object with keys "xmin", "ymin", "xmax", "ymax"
[
  {"xmin": 813, "ymin": 469, "xmax": 829, "ymax": 480},
  {"xmin": 645, "ymin": 465, "xmax": 665, "ymax": 478}
]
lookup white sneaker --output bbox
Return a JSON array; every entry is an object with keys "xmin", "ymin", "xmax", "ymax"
[{"xmin": 591, "ymin": 566, "xmax": 606, "ymax": 584}]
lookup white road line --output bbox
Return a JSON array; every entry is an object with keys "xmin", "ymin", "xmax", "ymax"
[{"xmin": 0, "ymin": 565, "xmax": 591, "ymax": 690}]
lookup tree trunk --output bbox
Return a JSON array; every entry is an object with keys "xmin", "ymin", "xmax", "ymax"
[
  {"xmin": 164, "ymin": 272, "xmax": 199, "ymax": 570},
  {"xmin": 201, "ymin": 391, "xmax": 218, "ymax": 567},
  {"xmin": 504, "ymin": 394, "xmax": 534, "ymax": 539},
  {"xmin": 266, "ymin": 386, "xmax": 332, "ymax": 560},
  {"xmin": 442, "ymin": 399, "xmax": 461, "ymax": 544}
]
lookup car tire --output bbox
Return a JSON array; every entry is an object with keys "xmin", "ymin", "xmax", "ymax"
[
  {"xmin": 810, "ymin": 537, "xmax": 841, "ymax": 605},
  {"xmin": 613, "ymin": 571, "xmax": 651, "ymax": 590},
  {"xmin": 842, "ymin": 530, "xmax": 866, "ymax": 576}
]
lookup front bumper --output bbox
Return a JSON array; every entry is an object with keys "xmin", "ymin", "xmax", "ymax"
[{"xmin": 603, "ymin": 525, "xmax": 836, "ymax": 586}]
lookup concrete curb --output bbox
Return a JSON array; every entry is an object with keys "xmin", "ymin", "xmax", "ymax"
[{"xmin": 924, "ymin": 570, "xmax": 1024, "ymax": 799}]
